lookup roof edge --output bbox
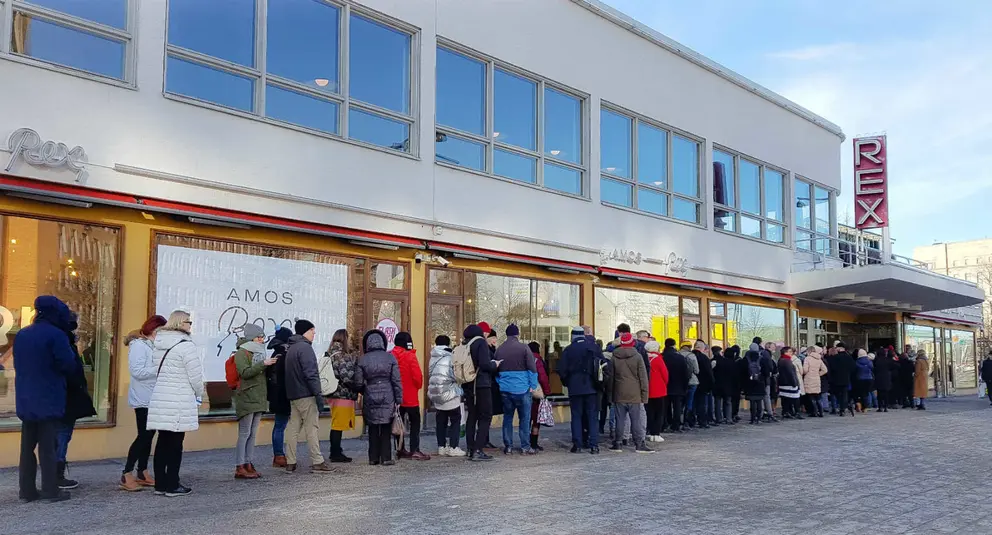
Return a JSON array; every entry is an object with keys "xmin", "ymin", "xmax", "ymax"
[{"xmin": 572, "ymin": 0, "xmax": 847, "ymax": 142}]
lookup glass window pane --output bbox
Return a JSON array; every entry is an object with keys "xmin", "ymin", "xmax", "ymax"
[
  {"xmin": 265, "ymin": 84, "xmax": 339, "ymax": 134},
  {"xmin": 167, "ymin": 0, "xmax": 255, "ymax": 67},
  {"xmin": 429, "ymin": 269, "xmax": 461, "ymax": 295},
  {"xmin": 797, "ymin": 230, "xmax": 813, "ymax": 251},
  {"xmin": 593, "ymin": 287, "xmax": 679, "ymax": 346},
  {"xmin": 764, "ymin": 169, "xmax": 784, "ymax": 221},
  {"xmin": 600, "ymin": 109, "xmax": 631, "ymax": 178},
  {"xmin": 266, "ymin": 0, "xmax": 339, "ymax": 93},
  {"xmin": 544, "ymin": 163, "xmax": 582, "ymax": 195},
  {"xmin": 815, "ymin": 186, "xmax": 831, "ymax": 234},
  {"xmin": 436, "ymin": 47, "xmax": 485, "ymax": 135},
  {"xmin": 11, "ymin": 14, "xmax": 125, "ymax": 79},
  {"xmin": 544, "ymin": 88, "xmax": 582, "ymax": 164},
  {"xmin": 436, "ymin": 133, "xmax": 485, "ymax": 171},
  {"xmin": 741, "ymin": 215, "xmax": 761, "ymax": 239},
  {"xmin": 27, "ymin": 0, "xmax": 127, "ymax": 28},
  {"xmin": 674, "ymin": 198, "xmax": 700, "ymax": 223},
  {"xmin": 766, "ymin": 222, "xmax": 785, "ymax": 243},
  {"xmin": 672, "ymin": 135, "xmax": 699, "ymax": 197},
  {"xmin": 683, "ymin": 297, "xmax": 700, "ymax": 315},
  {"xmin": 740, "ymin": 159, "xmax": 761, "ymax": 215},
  {"xmin": 710, "ymin": 301, "xmax": 726, "ymax": 317},
  {"xmin": 637, "ymin": 123, "xmax": 667, "ymax": 188},
  {"xmin": 712, "ymin": 150, "xmax": 736, "ymax": 207},
  {"xmin": 166, "ymin": 56, "xmax": 255, "ymax": 112},
  {"xmin": 494, "ymin": 69, "xmax": 537, "ymax": 150},
  {"xmin": 349, "ymin": 15, "xmax": 410, "ymax": 114},
  {"xmin": 601, "ymin": 178, "xmax": 632, "ymax": 207},
  {"xmin": 637, "ymin": 188, "xmax": 668, "ymax": 216},
  {"xmin": 494, "ymin": 149, "xmax": 536, "ymax": 184},
  {"xmin": 348, "ymin": 108, "xmax": 410, "ymax": 152},
  {"xmin": 714, "ymin": 209, "xmax": 736, "ymax": 232},
  {"xmin": 795, "ymin": 179, "xmax": 812, "ymax": 229},
  {"xmin": 724, "ymin": 303, "xmax": 786, "ymax": 349},
  {"xmin": 370, "ymin": 263, "xmax": 405, "ymax": 289}
]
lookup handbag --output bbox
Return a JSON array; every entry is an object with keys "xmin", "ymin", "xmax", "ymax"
[
  {"xmin": 391, "ymin": 406, "xmax": 405, "ymax": 438},
  {"xmin": 537, "ymin": 398, "xmax": 554, "ymax": 427},
  {"xmin": 532, "ymin": 384, "xmax": 545, "ymax": 400}
]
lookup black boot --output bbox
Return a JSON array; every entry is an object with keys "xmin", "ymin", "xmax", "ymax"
[
  {"xmin": 530, "ymin": 434, "xmax": 543, "ymax": 451},
  {"xmin": 57, "ymin": 462, "xmax": 78, "ymax": 490}
]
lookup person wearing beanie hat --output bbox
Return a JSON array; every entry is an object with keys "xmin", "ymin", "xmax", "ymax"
[
  {"xmin": 282, "ymin": 320, "xmax": 334, "ymax": 473},
  {"xmin": 231, "ymin": 324, "xmax": 278, "ymax": 480},
  {"xmin": 558, "ymin": 326, "xmax": 603, "ymax": 453},
  {"xmin": 494, "ymin": 324, "xmax": 538, "ymax": 455},
  {"xmin": 119, "ymin": 314, "xmax": 168, "ymax": 491},
  {"xmin": 266, "ymin": 327, "xmax": 294, "ymax": 467},
  {"xmin": 609, "ymin": 330, "xmax": 651, "ymax": 453},
  {"xmin": 461, "ymin": 324, "xmax": 499, "ymax": 461},
  {"xmin": 661, "ymin": 337, "xmax": 689, "ymax": 432},
  {"xmin": 242, "ymin": 323, "xmax": 265, "ymax": 342},
  {"xmin": 294, "ymin": 320, "xmax": 315, "ymax": 337},
  {"xmin": 390, "ymin": 331, "xmax": 429, "ymax": 461},
  {"xmin": 743, "ymin": 343, "xmax": 771, "ymax": 424},
  {"xmin": 644, "ymin": 340, "xmax": 668, "ymax": 442}
]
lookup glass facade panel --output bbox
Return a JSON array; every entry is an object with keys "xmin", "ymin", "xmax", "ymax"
[
  {"xmin": 766, "ymin": 222, "xmax": 785, "ymax": 244},
  {"xmin": 167, "ymin": 0, "xmax": 256, "ymax": 66},
  {"xmin": 266, "ymin": 0, "xmax": 340, "ymax": 93},
  {"xmin": 369, "ymin": 263, "xmax": 405, "ymax": 290},
  {"xmin": 544, "ymin": 88, "xmax": 582, "ymax": 164},
  {"xmin": 600, "ymin": 109, "xmax": 631, "ymax": 179},
  {"xmin": 601, "ymin": 178, "xmax": 632, "ymax": 207},
  {"xmin": 166, "ymin": 56, "xmax": 255, "ymax": 112},
  {"xmin": 764, "ymin": 169, "xmax": 784, "ymax": 221},
  {"xmin": 593, "ymin": 287, "xmax": 679, "ymax": 347},
  {"xmin": 637, "ymin": 188, "xmax": 668, "ymax": 216},
  {"xmin": 951, "ymin": 330, "xmax": 976, "ymax": 388},
  {"xmin": 494, "ymin": 149, "xmax": 537, "ymax": 184},
  {"xmin": 637, "ymin": 123, "xmax": 667, "ymax": 188},
  {"xmin": 265, "ymin": 84, "xmax": 339, "ymax": 134},
  {"xmin": 795, "ymin": 179, "xmax": 812, "ymax": 229},
  {"xmin": 436, "ymin": 47, "xmax": 486, "ymax": 135},
  {"xmin": 712, "ymin": 150, "xmax": 735, "ymax": 208},
  {"xmin": 436, "ymin": 134, "xmax": 486, "ymax": 171},
  {"xmin": 348, "ymin": 108, "xmax": 410, "ymax": 152},
  {"xmin": 544, "ymin": 163, "xmax": 582, "ymax": 195},
  {"xmin": 11, "ymin": 14, "xmax": 125, "ymax": 79},
  {"xmin": 725, "ymin": 304, "xmax": 786, "ymax": 349},
  {"xmin": 494, "ymin": 69, "xmax": 537, "ymax": 150},
  {"xmin": 349, "ymin": 14, "xmax": 411, "ymax": 114},
  {"xmin": 672, "ymin": 135, "xmax": 699, "ymax": 197},
  {"xmin": 27, "ymin": 0, "xmax": 128, "ymax": 28},
  {"xmin": 741, "ymin": 216, "xmax": 761, "ymax": 239},
  {"xmin": 739, "ymin": 159, "xmax": 761, "ymax": 215},
  {"xmin": 815, "ymin": 186, "xmax": 831, "ymax": 234},
  {"xmin": 674, "ymin": 198, "xmax": 700, "ymax": 224}
]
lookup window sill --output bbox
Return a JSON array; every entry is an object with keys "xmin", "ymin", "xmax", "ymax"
[
  {"xmin": 162, "ymin": 93, "xmax": 422, "ymax": 162},
  {"xmin": 435, "ymin": 160, "xmax": 591, "ymax": 202},
  {"xmin": 0, "ymin": 53, "xmax": 136, "ymax": 91},
  {"xmin": 714, "ymin": 227, "xmax": 793, "ymax": 250},
  {"xmin": 0, "ymin": 419, "xmax": 116, "ymax": 432},
  {"xmin": 600, "ymin": 201, "xmax": 706, "ymax": 230}
]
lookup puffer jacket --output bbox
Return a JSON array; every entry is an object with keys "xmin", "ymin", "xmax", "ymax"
[
  {"xmin": 328, "ymin": 343, "xmax": 359, "ymax": 401},
  {"xmin": 792, "ymin": 355, "xmax": 805, "ymax": 396},
  {"xmin": 12, "ymin": 296, "xmax": 77, "ymax": 422},
  {"xmin": 802, "ymin": 352, "xmax": 828, "ymax": 394},
  {"xmin": 356, "ymin": 348, "xmax": 402, "ymax": 425},
  {"xmin": 146, "ymin": 329, "xmax": 203, "ymax": 432},
  {"xmin": 127, "ymin": 332, "xmax": 158, "ymax": 408},
  {"xmin": 856, "ymin": 356, "xmax": 874, "ymax": 381},
  {"xmin": 232, "ymin": 339, "xmax": 269, "ymax": 419},
  {"xmin": 683, "ymin": 350, "xmax": 700, "ymax": 386},
  {"xmin": 428, "ymin": 345, "xmax": 462, "ymax": 411},
  {"xmin": 392, "ymin": 346, "xmax": 423, "ymax": 408}
]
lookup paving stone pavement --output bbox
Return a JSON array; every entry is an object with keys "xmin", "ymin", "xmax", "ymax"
[{"xmin": 2, "ymin": 397, "xmax": 992, "ymax": 535}]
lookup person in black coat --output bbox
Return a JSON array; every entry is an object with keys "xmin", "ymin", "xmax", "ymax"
[
  {"xmin": 742, "ymin": 344, "xmax": 772, "ymax": 424},
  {"xmin": 726, "ymin": 345, "xmax": 743, "ymax": 421},
  {"xmin": 712, "ymin": 347, "xmax": 736, "ymax": 425},
  {"xmin": 56, "ymin": 313, "xmax": 97, "ymax": 491},
  {"xmin": 266, "ymin": 327, "xmax": 293, "ymax": 465},
  {"xmin": 826, "ymin": 344, "xmax": 856, "ymax": 417},
  {"xmin": 692, "ymin": 341, "xmax": 714, "ymax": 428},
  {"xmin": 980, "ymin": 353, "xmax": 992, "ymax": 406},
  {"xmin": 898, "ymin": 354, "xmax": 916, "ymax": 408},
  {"xmin": 661, "ymin": 338, "xmax": 689, "ymax": 432},
  {"xmin": 873, "ymin": 347, "xmax": 894, "ymax": 412}
]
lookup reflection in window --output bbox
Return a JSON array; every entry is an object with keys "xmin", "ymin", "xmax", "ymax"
[
  {"xmin": 0, "ymin": 215, "xmax": 120, "ymax": 427},
  {"xmin": 815, "ymin": 186, "xmax": 831, "ymax": 234},
  {"xmin": 600, "ymin": 106, "xmax": 701, "ymax": 222},
  {"xmin": 739, "ymin": 160, "xmax": 760, "ymax": 215},
  {"xmin": 8, "ymin": 2, "xmax": 131, "ymax": 81},
  {"xmin": 951, "ymin": 330, "xmax": 976, "ymax": 388},
  {"xmin": 435, "ymin": 46, "xmax": 585, "ymax": 194},
  {"xmin": 725, "ymin": 303, "xmax": 786, "ymax": 349},
  {"xmin": 764, "ymin": 169, "xmax": 784, "ymax": 221},
  {"xmin": 795, "ymin": 178, "xmax": 835, "ymax": 256},
  {"xmin": 795, "ymin": 178, "xmax": 812, "ymax": 229},
  {"xmin": 713, "ymin": 146, "xmax": 791, "ymax": 244},
  {"xmin": 165, "ymin": 3, "xmax": 415, "ymax": 153},
  {"xmin": 370, "ymin": 263, "xmax": 406, "ymax": 290},
  {"xmin": 594, "ymin": 287, "xmax": 680, "ymax": 346}
]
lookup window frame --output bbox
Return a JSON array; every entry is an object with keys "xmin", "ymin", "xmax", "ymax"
[
  {"xmin": 599, "ymin": 102, "xmax": 704, "ymax": 227},
  {"xmin": 793, "ymin": 175, "xmax": 837, "ymax": 256},
  {"xmin": 162, "ymin": 0, "xmax": 420, "ymax": 157},
  {"xmin": 0, "ymin": 0, "xmax": 138, "ymax": 87},
  {"xmin": 434, "ymin": 38, "xmax": 589, "ymax": 198},
  {"xmin": 712, "ymin": 144, "xmax": 789, "ymax": 245}
]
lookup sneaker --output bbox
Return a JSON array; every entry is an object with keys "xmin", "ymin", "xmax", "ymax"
[
  {"xmin": 470, "ymin": 451, "xmax": 494, "ymax": 462},
  {"xmin": 153, "ymin": 490, "xmax": 166, "ymax": 496},
  {"xmin": 570, "ymin": 445, "xmax": 581, "ymax": 454},
  {"xmin": 42, "ymin": 490, "xmax": 71, "ymax": 503},
  {"xmin": 635, "ymin": 444, "xmax": 655, "ymax": 454},
  {"xmin": 503, "ymin": 446, "xmax": 513, "ymax": 455},
  {"xmin": 58, "ymin": 477, "xmax": 78, "ymax": 490},
  {"xmin": 437, "ymin": 446, "xmax": 450, "ymax": 457},
  {"xmin": 521, "ymin": 447, "xmax": 537, "ymax": 455},
  {"xmin": 609, "ymin": 442, "xmax": 623, "ymax": 453},
  {"xmin": 165, "ymin": 485, "xmax": 192, "ymax": 497},
  {"xmin": 310, "ymin": 461, "xmax": 336, "ymax": 473},
  {"xmin": 120, "ymin": 473, "xmax": 141, "ymax": 492},
  {"xmin": 285, "ymin": 463, "xmax": 298, "ymax": 473},
  {"xmin": 484, "ymin": 442, "xmax": 498, "ymax": 450},
  {"xmin": 382, "ymin": 460, "xmax": 396, "ymax": 466},
  {"xmin": 653, "ymin": 435, "xmax": 665, "ymax": 443},
  {"xmin": 589, "ymin": 447, "xmax": 600, "ymax": 454},
  {"xmin": 447, "ymin": 447, "xmax": 467, "ymax": 457}
]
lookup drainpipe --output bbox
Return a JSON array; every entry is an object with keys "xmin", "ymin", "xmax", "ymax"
[{"xmin": 944, "ymin": 242, "xmax": 950, "ymax": 276}]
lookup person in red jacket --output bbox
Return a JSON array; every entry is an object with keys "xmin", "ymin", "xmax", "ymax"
[
  {"xmin": 391, "ymin": 332, "xmax": 429, "ymax": 461},
  {"xmin": 528, "ymin": 341, "xmax": 552, "ymax": 451},
  {"xmin": 645, "ymin": 340, "xmax": 669, "ymax": 443}
]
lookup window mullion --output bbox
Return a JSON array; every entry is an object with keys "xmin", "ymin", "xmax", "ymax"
[
  {"xmin": 486, "ymin": 59, "xmax": 495, "ymax": 175},
  {"xmin": 0, "ymin": 1, "xmax": 10, "ymax": 55},
  {"xmin": 340, "ymin": 3, "xmax": 351, "ymax": 138},
  {"xmin": 733, "ymin": 155, "xmax": 741, "ymax": 233},
  {"xmin": 537, "ymin": 79, "xmax": 545, "ymax": 187},
  {"xmin": 124, "ymin": 0, "xmax": 135, "ymax": 83},
  {"xmin": 255, "ymin": 0, "xmax": 267, "ymax": 116},
  {"xmin": 12, "ymin": 1, "xmax": 131, "ymax": 40}
]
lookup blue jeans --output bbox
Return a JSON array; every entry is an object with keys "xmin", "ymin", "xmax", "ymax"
[
  {"xmin": 501, "ymin": 391, "xmax": 532, "ymax": 449},
  {"xmin": 705, "ymin": 393, "xmax": 715, "ymax": 422},
  {"xmin": 819, "ymin": 393, "xmax": 829, "ymax": 410},
  {"xmin": 271, "ymin": 413, "xmax": 290, "ymax": 457},
  {"xmin": 686, "ymin": 385, "xmax": 697, "ymax": 412},
  {"xmin": 56, "ymin": 421, "xmax": 74, "ymax": 463},
  {"xmin": 569, "ymin": 394, "xmax": 599, "ymax": 448},
  {"xmin": 868, "ymin": 391, "xmax": 878, "ymax": 408}
]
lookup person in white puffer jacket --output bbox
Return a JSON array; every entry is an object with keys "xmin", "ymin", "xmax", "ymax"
[
  {"xmin": 119, "ymin": 314, "xmax": 167, "ymax": 492},
  {"xmin": 428, "ymin": 335, "xmax": 464, "ymax": 457},
  {"xmin": 146, "ymin": 310, "xmax": 203, "ymax": 498}
]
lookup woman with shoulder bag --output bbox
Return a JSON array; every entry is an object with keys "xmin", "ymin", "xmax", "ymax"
[
  {"xmin": 528, "ymin": 341, "xmax": 552, "ymax": 451},
  {"xmin": 119, "ymin": 315, "xmax": 167, "ymax": 491}
]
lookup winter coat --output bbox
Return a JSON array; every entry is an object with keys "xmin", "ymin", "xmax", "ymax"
[
  {"xmin": 777, "ymin": 356, "xmax": 800, "ymax": 399},
  {"xmin": 12, "ymin": 296, "xmax": 77, "ymax": 422},
  {"xmin": 855, "ymin": 356, "xmax": 874, "ymax": 381},
  {"xmin": 981, "ymin": 359, "xmax": 992, "ymax": 384},
  {"xmin": 127, "ymin": 333, "xmax": 158, "ymax": 409},
  {"xmin": 662, "ymin": 346, "xmax": 690, "ymax": 397},
  {"xmin": 146, "ymin": 329, "xmax": 203, "ymax": 433},
  {"xmin": 356, "ymin": 349, "xmax": 402, "ymax": 425},
  {"xmin": 265, "ymin": 332, "xmax": 292, "ymax": 414},
  {"xmin": 693, "ymin": 350, "xmax": 714, "ymax": 393},
  {"xmin": 232, "ymin": 339, "xmax": 269, "ymax": 419},
  {"xmin": 559, "ymin": 338, "xmax": 599, "ymax": 396},
  {"xmin": 462, "ymin": 325, "xmax": 497, "ymax": 390},
  {"xmin": 328, "ymin": 344, "xmax": 359, "ymax": 401},
  {"xmin": 899, "ymin": 357, "xmax": 916, "ymax": 392},
  {"xmin": 914, "ymin": 357, "xmax": 930, "ymax": 399},
  {"xmin": 611, "ymin": 346, "xmax": 649, "ymax": 404},
  {"xmin": 391, "ymin": 346, "xmax": 423, "ymax": 408},
  {"xmin": 495, "ymin": 336, "xmax": 538, "ymax": 395},
  {"xmin": 683, "ymin": 350, "xmax": 700, "ymax": 386},
  {"xmin": 802, "ymin": 352, "xmax": 828, "ymax": 394},
  {"xmin": 284, "ymin": 335, "xmax": 321, "ymax": 401},
  {"xmin": 712, "ymin": 353, "xmax": 736, "ymax": 398},
  {"xmin": 428, "ymin": 346, "xmax": 462, "ymax": 411},
  {"xmin": 792, "ymin": 356, "xmax": 805, "ymax": 396},
  {"xmin": 826, "ymin": 351, "xmax": 855, "ymax": 388},
  {"xmin": 742, "ymin": 350, "xmax": 773, "ymax": 400},
  {"xmin": 648, "ymin": 354, "xmax": 669, "ymax": 399},
  {"xmin": 534, "ymin": 352, "xmax": 551, "ymax": 395},
  {"xmin": 873, "ymin": 352, "xmax": 894, "ymax": 390}
]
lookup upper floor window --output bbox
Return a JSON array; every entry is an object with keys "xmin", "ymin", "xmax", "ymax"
[
  {"xmin": 713, "ymin": 147, "xmax": 786, "ymax": 244},
  {"xmin": 164, "ymin": 0, "xmax": 416, "ymax": 154},
  {"xmin": 1, "ymin": 0, "xmax": 133, "ymax": 83},
  {"xmin": 794, "ymin": 177, "xmax": 836, "ymax": 256},
  {"xmin": 600, "ymin": 105, "xmax": 702, "ymax": 224},
  {"xmin": 435, "ymin": 43, "xmax": 586, "ymax": 196}
]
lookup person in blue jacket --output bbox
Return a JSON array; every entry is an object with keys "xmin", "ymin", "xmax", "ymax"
[
  {"xmin": 14, "ymin": 296, "xmax": 79, "ymax": 503},
  {"xmin": 558, "ymin": 327, "xmax": 602, "ymax": 454}
]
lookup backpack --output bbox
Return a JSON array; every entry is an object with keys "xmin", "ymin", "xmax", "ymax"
[
  {"xmin": 225, "ymin": 351, "xmax": 240, "ymax": 390},
  {"xmin": 318, "ymin": 352, "xmax": 339, "ymax": 396},
  {"xmin": 452, "ymin": 336, "xmax": 483, "ymax": 385},
  {"xmin": 748, "ymin": 355, "xmax": 763, "ymax": 382}
]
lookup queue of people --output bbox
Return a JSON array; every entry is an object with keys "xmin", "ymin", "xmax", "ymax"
[{"xmin": 13, "ymin": 297, "xmax": 956, "ymax": 503}]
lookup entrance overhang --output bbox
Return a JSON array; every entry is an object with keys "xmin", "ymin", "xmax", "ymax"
[{"xmin": 789, "ymin": 263, "xmax": 984, "ymax": 313}]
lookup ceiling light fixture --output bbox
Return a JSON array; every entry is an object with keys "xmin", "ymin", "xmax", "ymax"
[
  {"xmin": 605, "ymin": 167, "xmax": 617, "ymax": 172},
  {"xmin": 550, "ymin": 150, "xmax": 561, "ymax": 156},
  {"xmin": 493, "ymin": 132, "xmax": 500, "ymax": 138},
  {"xmin": 314, "ymin": 78, "xmax": 330, "ymax": 87}
]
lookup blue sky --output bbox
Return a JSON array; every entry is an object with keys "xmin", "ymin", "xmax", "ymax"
[{"xmin": 602, "ymin": 0, "xmax": 992, "ymax": 257}]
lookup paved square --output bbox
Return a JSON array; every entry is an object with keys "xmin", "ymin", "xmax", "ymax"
[{"xmin": 3, "ymin": 398, "xmax": 992, "ymax": 535}]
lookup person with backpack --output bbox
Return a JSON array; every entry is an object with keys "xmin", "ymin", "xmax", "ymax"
[
  {"xmin": 429, "ymin": 335, "xmax": 465, "ymax": 457},
  {"xmin": 232, "ymin": 324, "xmax": 278, "ymax": 480},
  {"xmin": 326, "ymin": 329, "xmax": 359, "ymax": 463},
  {"xmin": 390, "ymin": 332, "xmax": 428, "ymax": 460},
  {"xmin": 119, "ymin": 314, "xmax": 168, "ymax": 491},
  {"xmin": 456, "ymin": 323, "xmax": 498, "ymax": 461},
  {"xmin": 644, "ymin": 340, "xmax": 668, "ymax": 443},
  {"xmin": 266, "ymin": 327, "xmax": 293, "ymax": 467},
  {"xmin": 356, "ymin": 330, "xmax": 403, "ymax": 466},
  {"xmin": 559, "ymin": 327, "xmax": 601, "ymax": 453},
  {"xmin": 494, "ymin": 324, "xmax": 538, "ymax": 455},
  {"xmin": 802, "ymin": 345, "xmax": 828, "ymax": 417},
  {"xmin": 743, "ymin": 343, "xmax": 770, "ymax": 424},
  {"xmin": 282, "ymin": 320, "xmax": 334, "ymax": 474},
  {"xmin": 527, "ymin": 341, "xmax": 552, "ymax": 451},
  {"xmin": 854, "ymin": 349, "xmax": 874, "ymax": 413},
  {"xmin": 608, "ymin": 333, "xmax": 652, "ymax": 453},
  {"xmin": 662, "ymin": 338, "xmax": 689, "ymax": 432}
]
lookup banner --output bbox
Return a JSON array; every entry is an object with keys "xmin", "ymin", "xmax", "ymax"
[{"xmin": 155, "ymin": 245, "xmax": 349, "ymax": 382}]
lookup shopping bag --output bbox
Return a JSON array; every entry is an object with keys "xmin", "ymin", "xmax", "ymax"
[
  {"xmin": 391, "ymin": 407, "xmax": 405, "ymax": 439},
  {"xmin": 537, "ymin": 398, "xmax": 555, "ymax": 427},
  {"xmin": 980, "ymin": 382, "xmax": 986, "ymax": 399}
]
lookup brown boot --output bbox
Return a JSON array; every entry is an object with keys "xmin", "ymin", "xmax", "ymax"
[
  {"xmin": 119, "ymin": 472, "xmax": 142, "ymax": 492},
  {"xmin": 235, "ymin": 465, "xmax": 251, "ymax": 479},
  {"xmin": 272, "ymin": 455, "xmax": 287, "ymax": 468},
  {"xmin": 136, "ymin": 470, "xmax": 155, "ymax": 487},
  {"xmin": 246, "ymin": 463, "xmax": 261, "ymax": 478}
]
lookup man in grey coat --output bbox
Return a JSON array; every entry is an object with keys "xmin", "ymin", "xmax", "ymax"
[{"xmin": 282, "ymin": 320, "xmax": 334, "ymax": 473}]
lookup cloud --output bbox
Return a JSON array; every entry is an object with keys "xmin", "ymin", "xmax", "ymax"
[{"xmin": 766, "ymin": 43, "xmax": 857, "ymax": 61}]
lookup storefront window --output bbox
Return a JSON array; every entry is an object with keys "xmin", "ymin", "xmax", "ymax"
[
  {"xmin": 726, "ymin": 304, "xmax": 786, "ymax": 350},
  {"xmin": 369, "ymin": 262, "xmax": 405, "ymax": 290},
  {"xmin": 0, "ymin": 215, "xmax": 120, "ymax": 427},
  {"xmin": 951, "ymin": 329, "xmax": 976, "ymax": 388},
  {"xmin": 904, "ymin": 324, "xmax": 937, "ymax": 390},
  {"xmin": 151, "ymin": 234, "xmax": 365, "ymax": 417},
  {"xmin": 593, "ymin": 287, "xmax": 679, "ymax": 346}
]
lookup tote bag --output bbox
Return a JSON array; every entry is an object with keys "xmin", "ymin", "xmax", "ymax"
[{"xmin": 537, "ymin": 398, "xmax": 555, "ymax": 427}]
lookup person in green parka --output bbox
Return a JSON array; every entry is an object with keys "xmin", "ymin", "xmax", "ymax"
[{"xmin": 233, "ymin": 324, "xmax": 278, "ymax": 480}]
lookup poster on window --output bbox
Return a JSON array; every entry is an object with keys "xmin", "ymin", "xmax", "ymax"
[{"xmin": 155, "ymin": 245, "xmax": 349, "ymax": 382}]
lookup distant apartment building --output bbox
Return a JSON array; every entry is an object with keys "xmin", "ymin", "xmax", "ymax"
[{"xmin": 914, "ymin": 238, "xmax": 992, "ymax": 329}]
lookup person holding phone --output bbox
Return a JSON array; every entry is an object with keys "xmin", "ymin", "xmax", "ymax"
[{"xmin": 232, "ymin": 324, "xmax": 278, "ymax": 479}]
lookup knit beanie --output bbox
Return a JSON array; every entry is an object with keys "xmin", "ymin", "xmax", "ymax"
[
  {"xmin": 620, "ymin": 332, "xmax": 635, "ymax": 347},
  {"xmin": 394, "ymin": 331, "xmax": 413, "ymax": 350},
  {"xmin": 570, "ymin": 326, "xmax": 585, "ymax": 342},
  {"xmin": 749, "ymin": 342, "xmax": 760, "ymax": 352},
  {"xmin": 294, "ymin": 319, "xmax": 315, "ymax": 336},
  {"xmin": 645, "ymin": 340, "xmax": 661, "ymax": 353},
  {"xmin": 242, "ymin": 323, "xmax": 265, "ymax": 340},
  {"xmin": 505, "ymin": 323, "xmax": 520, "ymax": 337},
  {"xmin": 857, "ymin": 348, "xmax": 867, "ymax": 357},
  {"xmin": 477, "ymin": 322, "xmax": 491, "ymax": 336}
]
